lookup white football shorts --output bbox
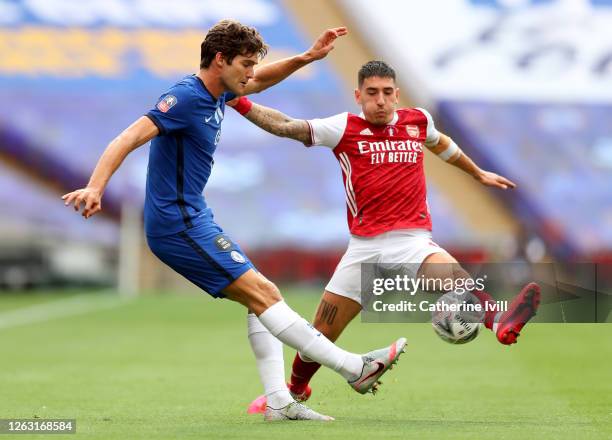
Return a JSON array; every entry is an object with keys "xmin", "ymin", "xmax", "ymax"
[{"xmin": 325, "ymin": 229, "xmax": 447, "ymax": 305}]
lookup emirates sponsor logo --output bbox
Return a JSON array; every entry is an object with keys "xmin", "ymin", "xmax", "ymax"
[{"xmin": 357, "ymin": 139, "xmax": 423, "ymax": 154}]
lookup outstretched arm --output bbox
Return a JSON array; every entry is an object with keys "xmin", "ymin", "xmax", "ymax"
[
  {"xmin": 62, "ymin": 116, "xmax": 159, "ymax": 218},
  {"xmin": 243, "ymin": 27, "xmax": 347, "ymax": 95},
  {"xmin": 430, "ymin": 133, "xmax": 516, "ymax": 190},
  {"xmin": 231, "ymin": 99, "xmax": 312, "ymax": 144}
]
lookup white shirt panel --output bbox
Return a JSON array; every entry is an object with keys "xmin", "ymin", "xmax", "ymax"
[
  {"xmin": 414, "ymin": 107, "xmax": 441, "ymax": 147},
  {"xmin": 307, "ymin": 112, "xmax": 349, "ymax": 149}
]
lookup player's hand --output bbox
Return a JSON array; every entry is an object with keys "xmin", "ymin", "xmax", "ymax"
[
  {"xmin": 303, "ymin": 27, "xmax": 348, "ymax": 61},
  {"xmin": 62, "ymin": 187, "xmax": 103, "ymax": 219},
  {"xmin": 475, "ymin": 171, "xmax": 516, "ymax": 190}
]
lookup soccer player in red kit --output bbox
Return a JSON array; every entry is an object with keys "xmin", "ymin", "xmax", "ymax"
[{"xmin": 229, "ymin": 61, "xmax": 541, "ymax": 411}]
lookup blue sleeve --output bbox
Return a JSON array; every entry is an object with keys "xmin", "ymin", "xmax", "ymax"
[{"xmin": 146, "ymin": 84, "xmax": 194, "ymax": 135}]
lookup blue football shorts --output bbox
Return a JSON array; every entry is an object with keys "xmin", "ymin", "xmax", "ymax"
[{"xmin": 146, "ymin": 221, "xmax": 255, "ymax": 298}]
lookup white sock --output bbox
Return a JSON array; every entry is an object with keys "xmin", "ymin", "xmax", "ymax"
[
  {"xmin": 247, "ymin": 313, "xmax": 293, "ymax": 409},
  {"xmin": 258, "ymin": 301, "xmax": 363, "ymax": 381},
  {"xmin": 298, "ymin": 352, "xmax": 314, "ymax": 363}
]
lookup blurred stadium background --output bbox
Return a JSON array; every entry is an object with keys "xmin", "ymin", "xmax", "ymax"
[
  {"xmin": 1, "ymin": 2, "xmax": 611, "ymax": 438},
  {"xmin": 1, "ymin": 0, "xmax": 610, "ymax": 293}
]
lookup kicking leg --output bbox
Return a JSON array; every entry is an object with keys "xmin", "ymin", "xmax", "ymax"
[
  {"xmin": 289, "ymin": 291, "xmax": 362, "ymax": 399},
  {"xmin": 224, "ymin": 270, "xmax": 405, "ymax": 393},
  {"xmin": 418, "ymin": 252, "xmax": 540, "ymax": 345},
  {"xmin": 224, "ymin": 270, "xmax": 363, "ymax": 381}
]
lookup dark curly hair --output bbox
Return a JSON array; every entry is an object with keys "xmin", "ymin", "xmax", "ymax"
[
  {"xmin": 200, "ymin": 19, "xmax": 268, "ymax": 69},
  {"xmin": 358, "ymin": 60, "xmax": 396, "ymax": 87}
]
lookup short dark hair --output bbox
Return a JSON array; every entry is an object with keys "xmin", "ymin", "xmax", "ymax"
[
  {"xmin": 358, "ymin": 60, "xmax": 396, "ymax": 87},
  {"xmin": 200, "ymin": 19, "xmax": 268, "ymax": 69}
]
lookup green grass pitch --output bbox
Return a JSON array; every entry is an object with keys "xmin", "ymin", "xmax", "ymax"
[{"xmin": 0, "ymin": 289, "xmax": 610, "ymax": 439}]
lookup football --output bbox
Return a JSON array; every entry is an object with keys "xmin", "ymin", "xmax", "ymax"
[{"xmin": 431, "ymin": 291, "xmax": 485, "ymax": 344}]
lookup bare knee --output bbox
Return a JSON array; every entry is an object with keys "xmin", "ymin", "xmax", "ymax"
[
  {"xmin": 223, "ymin": 270, "xmax": 283, "ymax": 315},
  {"xmin": 241, "ymin": 279, "xmax": 282, "ymax": 315},
  {"xmin": 452, "ymin": 267, "xmax": 472, "ymax": 283},
  {"xmin": 419, "ymin": 252, "xmax": 474, "ymax": 290},
  {"xmin": 257, "ymin": 278, "xmax": 283, "ymax": 304}
]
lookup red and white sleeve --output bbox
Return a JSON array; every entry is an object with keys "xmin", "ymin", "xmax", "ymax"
[
  {"xmin": 305, "ymin": 112, "xmax": 348, "ymax": 148},
  {"xmin": 415, "ymin": 107, "xmax": 441, "ymax": 147}
]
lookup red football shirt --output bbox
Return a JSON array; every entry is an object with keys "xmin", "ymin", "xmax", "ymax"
[{"xmin": 307, "ymin": 108, "xmax": 440, "ymax": 237}]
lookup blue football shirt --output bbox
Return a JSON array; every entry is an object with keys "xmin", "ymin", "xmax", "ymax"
[{"xmin": 144, "ymin": 75, "xmax": 235, "ymax": 237}]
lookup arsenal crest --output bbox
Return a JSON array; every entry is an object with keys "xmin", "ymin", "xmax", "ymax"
[{"xmin": 405, "ymin": 125, "xmax": 420, "ymax": 138}]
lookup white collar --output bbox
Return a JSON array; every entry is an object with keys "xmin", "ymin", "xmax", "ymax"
[{"xmin": 358, "ymin": 111, "xmax": 399, "ymax": 126}]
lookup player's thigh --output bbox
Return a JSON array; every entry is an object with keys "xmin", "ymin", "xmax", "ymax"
[
  {"xmin": 382, "ymin": 231, "xmax": 470, "ymax": 284},
  {"xmin": 222, "ymin": 269, "xmax": 283, "ymax": 315},
  {"xmin": 312, "ymin": 291, "xmax": 362, "ymax": 342},
  {"xmin": 418, "ymin": 250, "xmax": 471, "ymax": 282}
]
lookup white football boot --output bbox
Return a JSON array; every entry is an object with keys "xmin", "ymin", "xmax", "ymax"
[
  {"xmin": 264, "ymin": 401, "xmax": 334, "ymax": 421},
  {"xmin": 348, "ymin": 337, "xmax": 407, "ymax": 395}
]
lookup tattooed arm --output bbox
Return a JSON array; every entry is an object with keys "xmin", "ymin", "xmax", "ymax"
[{"xmin": 238, "ymin": 101, "xmax": 312, "ymax": 144}]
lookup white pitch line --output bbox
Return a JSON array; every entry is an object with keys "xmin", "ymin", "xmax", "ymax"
[{"xmin": 0, "ymin": 291, "xmax": 131, "ymax": 331}]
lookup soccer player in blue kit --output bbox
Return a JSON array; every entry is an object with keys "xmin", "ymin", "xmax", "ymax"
[{"xmin": 62, "ymin": 20, "xmax": 406, "ymax": 421}]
